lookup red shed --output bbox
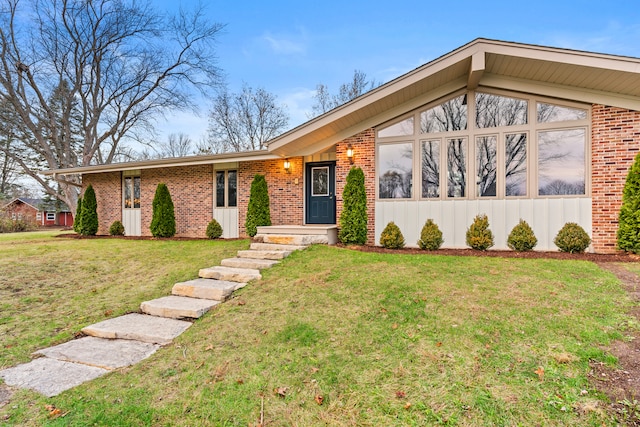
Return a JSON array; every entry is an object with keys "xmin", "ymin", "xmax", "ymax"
[{"xmin": 1, "ymin": 197, "xmax": 74, "ymax": 227}]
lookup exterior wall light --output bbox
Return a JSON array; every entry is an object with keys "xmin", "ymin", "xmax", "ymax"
[
  {"xmin": 346, "ymin": 144, "xmax": 354, "ymax": 164},
  {"xmin": 283, "ymin": 159, "xmax": 291, "ymax": 173}
]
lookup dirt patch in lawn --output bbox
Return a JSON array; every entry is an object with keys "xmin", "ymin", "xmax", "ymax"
[{"xmin": 592, "ymin": 262, "xmax": 640, "ymax": 425}]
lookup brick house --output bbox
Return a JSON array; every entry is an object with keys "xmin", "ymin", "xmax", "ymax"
[
  {"xmin": 44, "ymin": 39, "xmax": 640, "ymax": 253},
  {"xmin": 1, "ymin": 197, "xmax": 74, "ymax": 227}
]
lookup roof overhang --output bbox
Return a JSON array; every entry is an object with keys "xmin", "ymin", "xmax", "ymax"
[
  {"xmin": 267, "ymin": 38, "xmax": 640, "ymax": 157},
  {"xmin": 42, "ymin": 150, "xmax": 279, "ymax": 176}
]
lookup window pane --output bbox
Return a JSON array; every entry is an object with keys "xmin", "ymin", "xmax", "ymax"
[
  {"xmin": 124, "ymin": 177, "xmax": 132, "ymax": 208},
  {"xmin": 505, "ymin": 133, "xmax": 527, "ymax": 196},
  {"xmin": 538, "ymin": 129, "xmax": 586, "ymax": 195},
  {"xmin": 476, "ymin": 136, "xmax": 497, "ymax": 197},
  {"xmin": 421, "ymin": 140, "xmax": 440, "ymax": 198},
  {"xmin": 312, "ymin": 167, "xmax": 329, "ymax": 196},
  {"xmin": 447, "ymin": 138, "xmax": 467, "ymax": 197},
  {"xmin": 476, "ymin": 93, "xmax": 528, "ymax": 128},
  {"xmin": 227, "ymin": 171, "xmax": 237, "ymax": 207},
  {"xmin": 379, "ymin": 143, "xmax": 413, "ymax": 199},
  {"xmin": 420, "ymin": 95, "xmax": 468, "ymax": 133},
  {"xmin": 216, "ymin": 171, "xmax": 225, "ymax": 207},
  {"xmin": 378, "ymin": 117, "xmax": 414, "ymax": 137},
  {"xmin": 133, "ymin": 177, "xmax": 140, "ymax": 208},
  {"xmin": 537, "ymin": 103, "xmax": 587, "ymax": 123}
]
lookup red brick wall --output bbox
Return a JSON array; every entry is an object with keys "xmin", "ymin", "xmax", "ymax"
[
  {"xmin": 238, "ymin": 158, "xmax": 304, "ymax": 237},
  {"xmin": 141, "ymin": 165, "xmax": 213, "ymax": 237},
  {"xmin": 84, "ymin": 172, "xmax": 121, "ymax": 235},
  {"xmin": 3, "ymin": 201, "xmax": 38, "ymax": 225},
  {"xmin": 591, "ymin": 104, "xmax": 640, "ymax": 253},
  {"xmin": 335, "ymin": 129, "xmax": 376, "ymax": 245}
]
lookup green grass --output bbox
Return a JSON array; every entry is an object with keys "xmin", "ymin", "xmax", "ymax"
[{"xmin": 0, "ymin": 236, "xmax": 637, "ymax": 426}]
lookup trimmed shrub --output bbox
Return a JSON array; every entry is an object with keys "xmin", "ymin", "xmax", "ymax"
[
  {"xmin": 206, "ymin": 219, "xmax": 223, "ymax": 239},
  {"xmin": 338, "ymin": 167, "xmax": 368, "ymax": 245},
  {"xmin": 379, "ymin": 221, "xmax": 405, "ymax": 249},
  {"xmin": 617, "ymin": 152, "xmax": 640, "ymax": 253},
  {"xmin": 79, "ymin": 185, "xmax": 98, "ymax": 236},
  {"xmin": 417, "ymin": 219, "xmax": 443, "ymax": 250},
  {"xmin": 507, "ymin": 219, "xmax": 537, "ymax": 252},
  {"xmin": 109, "ymin": 220, "xmax": 125, "ymax": 236},
  {"xmin": 73, "ymin": 196, "xmax": 83, "ymax": 233},
  {"xmin": 150, "ymin": 183, "xmax": 176, "ymax": 238},
  {"xmin": 466, "ymin": 214, "xmax": 494, "ymax": 251},
  {"xmin": 554, "ymin": 222, "xmax": 591, "ymax": 253},
  {"xmin": 245, "ymin": 174, "xmax": 271, "ymax": 237}
]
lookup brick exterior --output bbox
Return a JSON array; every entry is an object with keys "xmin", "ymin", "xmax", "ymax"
[
  {"xmin": 83, "ymin": 172, "xmax": 121, "ymax": 235},
  {"xmin": 85, "ymin": 165, "xmax": 213, "ymax": 237},
  {"xmin": 335, "ymin": 129, "xmax": 376, "ymax": 245},
  {"xmin": 238, "ymin": 157, "xmax": 304, "ymax": 237},
  {"xmin": 591, "ymin": 105, "xmax": 640, "ymax": 253}
]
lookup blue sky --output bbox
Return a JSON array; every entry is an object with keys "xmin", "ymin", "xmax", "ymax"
[{"xmin": 156, "ymin": 0, "xmax": 640, "ymax": 144}]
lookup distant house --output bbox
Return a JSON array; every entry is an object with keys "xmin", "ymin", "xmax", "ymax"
[
  {"xmin": 42, "ymin": 39, "xmax": 640, "ymax": 252},
  {"xmin": 1, "ymin": 197, "xmax": 74, "ymax": 227}
]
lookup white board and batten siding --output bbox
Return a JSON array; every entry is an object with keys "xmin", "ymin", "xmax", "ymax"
[
  {"xmin": 213, "ymin": 208, "xmax": 239, "ymax": 239},
  {"xmin": 122, "ymin": 209, "xmax": 141, "ymax": 236},
  {"xmin": 375, "ymin": 198, "xmax": 592, "ymax": 251}
]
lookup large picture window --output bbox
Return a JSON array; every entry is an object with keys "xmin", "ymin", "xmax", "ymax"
[
  {"xmin": 376, "ymin": 90, "xmax": 589, "ymax": 201},
  {"xmin": 216, "ymin": 170, "xmax": 237, "ymax": 207}
]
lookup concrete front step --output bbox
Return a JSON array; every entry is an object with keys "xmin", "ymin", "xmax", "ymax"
[
  {"xmin": 250, "ymin": 242, "xmax": 307, "ymax": 251},
  {"xmin": 199, "ymin": 266, "xmax": 261, "ymax": 283},
  {"xmin": 256, "ymin": 234, "xmax": 330, "ymax": 246},
  {"xmin": 82, "ymin": 313, "xmax": 192, "ymax": 345},
  {"xmin": 256, "ymin": 225, "xmax": 338, "ymax": 245},
  {"xmin": 221, "ymin": 257, "xmax": 279, "ymax": 269},
  {"xmin": 140, "ymin": 295, "xmax": 220, "ymax": 319},
  {"xmin": 237, "ymin": 249, "xmax": 292, "ymax": 260},
  {"xmin": 172, "ymin": 278, "xmax": 237, "ymax": 301}
]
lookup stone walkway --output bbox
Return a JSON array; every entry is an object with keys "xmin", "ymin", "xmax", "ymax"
[{"xmin": 0, "ymin": 240, "xmax": 307, "ymax": 397}]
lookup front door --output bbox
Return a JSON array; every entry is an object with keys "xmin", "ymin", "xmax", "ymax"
[{"xmin": 305, "ymin": 162, "xmax": 336, "ymax": 224}]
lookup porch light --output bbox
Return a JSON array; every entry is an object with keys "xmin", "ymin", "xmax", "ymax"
[
  {"xmin": 346, "ymin": 144, "xmax": 354, "ymax": 164},
  {"xmin": 283, "ymin": 159, "xmax": 291, "ymax": 173}
]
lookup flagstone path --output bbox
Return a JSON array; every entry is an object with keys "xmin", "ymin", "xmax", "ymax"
[{"xmin": 0, "ymin": 241, "xmax": 306, "ymax": 397}]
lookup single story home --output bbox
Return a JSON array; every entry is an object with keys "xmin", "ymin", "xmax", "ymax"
[
  {"xmin": 1, "ymin": 197, "xmax": 74, "ymax": 227},
  {"xmin": 44, "ymin": 38, "xmax": 640, "ymax": 253}
]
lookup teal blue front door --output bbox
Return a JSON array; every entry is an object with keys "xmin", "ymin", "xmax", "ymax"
[{"xmin": 305, "ymin": 162, "xmax": 336, "ymax": 224}]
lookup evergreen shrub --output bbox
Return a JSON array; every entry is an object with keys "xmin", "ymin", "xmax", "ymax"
[
  {"xmin": 109, "ymin": 220, "xmax": 125, "ymax": 236},
  {"xmin": 507, "ymin": 219, "xmax": 537, "ymax": 252},
  {"xmin": 245, "ymin": 174, "xmax": 271, "ymax": 237},
  {"xmin": 73, "ymin": 196, "xmax": 83, "ymax": 233},
  {"xmin": 79, "ymin": 185, "xmax": 98, "ymax": 236},
  {"xmin": 379, "ymin": 221, "xmax": 405, "ymax": 249},
  {"xmin": 466, "ymin": 214, "xmax": 494, "ymax": 251},
  {"xmin": 554, "ymin": 222, "xmax": 591, "ymax": 253},
  {"xmin": 417, "ymin": 219, "xmax": 443, "ymax": 250},
  {"xmin": 617, "ymin": 152, "xmax": 640, "ymax": 253},
  {"xmin": 206, "ymin": 219, "xmax": 223, "ymax": 239},
  {"xmin": 338, "ymin": 167, "xmax": 368, "ymax": 245},
  {"xmin": 150, "ymin": 183, "xmax": 176, "ymax": 238}
]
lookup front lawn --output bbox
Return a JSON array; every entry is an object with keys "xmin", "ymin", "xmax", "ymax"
[{"xmin": 0, "ymin": 234, "xmax": 636, "ymax": 426}]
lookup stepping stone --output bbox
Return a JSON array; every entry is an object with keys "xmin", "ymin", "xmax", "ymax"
[
  {"xmin": 220, "ymin": 257, "xmax": 279, "ymax": 270},
  {"xmin": 140, "ymin": 296, "xmax": 219, "ymax": 319},
  {"xmin": 34, "ymin": 337, "xmax": 159, "ymax": 370},
  {"xmin": 82, "ymin": 313, "xmax": 192, "ymax": 345},
  {"xmin": 250, "ymin": 242, "xmax": 307, "ymax": 251},
  {"xmin": 237, "ymin": 250, "xmax": 292, "ymax": 260},
  {"xmin": 199, "ymin": 266, "xmax": 261, "ymax": 283},
  {"xmin": 0, "ymin": 358, "xmax": 108, "ymax": 397},
  {"xmin": 172, "ymin": 278, "xmax": 238, "ymax": 301}
]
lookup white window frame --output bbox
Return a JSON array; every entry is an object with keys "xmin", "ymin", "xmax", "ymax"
[
  {"xmin": 375, "ymin": 89, "xmax": 590, "ymax": 201},
  {"xmin": 214, "ymin": 169, "xmax": 237, "ymax": 208},
  {"xmin": 46, "ymin": 212, "xmax": 56, "ymax": 221}
]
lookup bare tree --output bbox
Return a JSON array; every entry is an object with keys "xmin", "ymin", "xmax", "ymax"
[
  {"xmin": 0, "ymin": 0, "xmax": 223, "ymax": 210},
  {"xmin": 150, "ymin": 133, "xmax": 194, "ymax": 158},
  {"xmin": 207, "ymin": 85, "xmax": 289, "ymax": 153},
  {"xmin": 310, "ymin": 69, "xmax": 379, "ymax": 117}
]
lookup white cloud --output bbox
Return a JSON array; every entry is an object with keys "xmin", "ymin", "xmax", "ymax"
[
  {"xmin": 261, "ymin": 32, "xmax": 306, "ymax": 55},
  {"xmin": 542, "ymin": 22, "xmax": 640, "ymax": 57},
  {"xmin": 279, "ymin": 87, "xmax": 316, "ymax": 128},
  {"xmin": 155, "ymin": 110, "xmax": 208, "ymax": 145}
]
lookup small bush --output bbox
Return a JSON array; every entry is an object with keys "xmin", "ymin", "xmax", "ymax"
[
  {"xmin": 379, "ymin": 221, "xmax": 405, "ymax": 249},
  {"xmin": 417, "ymin": 219, "xmax": 443, "ymax": 250},
  {"xmin": 73, "ymin": 196, "xmax": 83, "ymax": 233},
  {"xmin": 150, "ymin": 183, "xmax": 176, "ymax": 238},
  {"xmin": 466, "ymin": 214, "xmax": 494, "ymax": 251},
  {"xmin": 507, "ymin": 219, "xmax": 537, "ymax": 252},
  {"xmin": 206, "ymin": 219, "xmax": 223, "ymax": 239},
  {"xmin": 109, "ymin": 220, "xmax": 125, "ymax": 236},
  {"xmin": 554, "ymin": 222, "xmax": 591, "ymax": 253}
]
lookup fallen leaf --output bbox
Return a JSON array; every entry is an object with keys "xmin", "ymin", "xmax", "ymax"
[
  {"xmin": 315, "ymin": 395, "xmax": 324, "ymax": 405},
  {"xmin": 395, "ymin": 390, "xmax": 406, "ymax": 399},
  {"xmin": 436, "ymin": 342, "xmax": 442, "ymax": 347},
  {"xmin": 237, "ymin": 300, "xmax": 246, "ymax": 306},
  {"xmin": 391, "ymin": 323, "xmax": 398, "ymax": 330},
  {"xmin": 380, "ymin": 307, "xmax": 388, "ymax": 313},
  {"xmin": 205, "ymin": 344, "xmax": 213, "ymax": 351},
  {"xmin": 236, "ymin": 379, "xmax": 244, "ymax": 384},
  {"xmin": 104, "ymin": 309, "xmax": 113, "ymax": 317},
  {"xmin": 534, "ymin": 366, "xmax": 544, "ymax": 381},
  {"xmin": 274, "ymin": 387, "xmax": 288, "ymax": 397},
  {"xmin": 262, "ymin": 330, "xmax": 268, "ymax": 335},
  {"xmin": 404, "ymin": 402, "xmax": 412, "ymax": 410},
  {"xmin": 310, "ymin": 367, "xmax": 319, "ymax": 374}
]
